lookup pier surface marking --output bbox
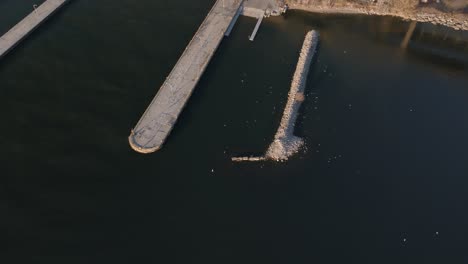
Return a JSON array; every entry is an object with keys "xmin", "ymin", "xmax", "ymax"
[
  {"xmin": 0, "ymin": 0, "xmax": 68, "ymax": 58},
  {"xmin": 129, "ymin": 0, "xmax": 243, "ymax": 153}
]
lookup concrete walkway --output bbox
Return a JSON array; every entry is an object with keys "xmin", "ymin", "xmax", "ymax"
[
  {"xmin": 0, "ymin": 0, "xmax": 68, "ymax": 58},
  {"xmin": 129, "ymin": 0, "xmax": 243, "ymax": 153},
  {"xmin": 244, "ymin": 0, "xmax": 281, "ymax": 11}
]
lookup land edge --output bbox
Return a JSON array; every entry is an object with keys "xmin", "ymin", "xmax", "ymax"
[{"xmin": 286, "ymin": 2, "xmax": 468, "ymax": 31}]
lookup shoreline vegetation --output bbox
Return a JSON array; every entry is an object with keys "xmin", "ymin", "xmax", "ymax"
[{"xmin": 285, "ymin": 0, "xmax": 468, "ymax": 31}]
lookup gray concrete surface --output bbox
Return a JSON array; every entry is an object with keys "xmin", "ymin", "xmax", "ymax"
[
  {"xmin": 242, "ymin": 0, "xmax": 284, "ymax": 17},
  {"xmin": 129, "ymin": 0, "xmax": 243, "ymax": 153},
  {"xmin": 0, "ymin": 0, "xmax": 68, "ymax": 59},
  {"xmin": 243, "ymin": 0, "xmax": 281, "ymax": 11}
]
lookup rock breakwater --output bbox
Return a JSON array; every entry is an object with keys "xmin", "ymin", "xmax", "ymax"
[{"xmin": 232, "ymin": 30, "xmax": 319, "ymax": 162}]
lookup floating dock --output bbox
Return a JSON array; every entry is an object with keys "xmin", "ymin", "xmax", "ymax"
[
  {"xmin": 249, "ymin": 15, "xmax": 264, "ymax": 41},
  {"xmin": 129, "ymin": 0, "xmax": 243, "ymax": 153},
  {"xmin": 0, "ymin": 0, "xmax": 68, "ymax": 59}
]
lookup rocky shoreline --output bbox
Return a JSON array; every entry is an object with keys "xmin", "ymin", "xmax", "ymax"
[{"xmin": 286, "ymin": 2, "xmax": 468, "ymax": 31}]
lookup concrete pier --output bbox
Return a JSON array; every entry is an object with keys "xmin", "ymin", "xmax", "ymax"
[
  {"xmin": 0, "ymin": 0, "xmax": 68, "ymax": 59},
  {"xmin": 129, "ymin": 0, "xmax": 243, "ymax": 153}
]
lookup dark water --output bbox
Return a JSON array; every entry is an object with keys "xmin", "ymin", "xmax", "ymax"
[{"xmin": 1, "ymin": 0, "xmax": 468, "ymax": 263}]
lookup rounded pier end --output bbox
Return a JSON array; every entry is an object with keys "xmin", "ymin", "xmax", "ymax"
[{"xmin": 128, "ymin": 132, "xmax": 161, "ymax": 154}]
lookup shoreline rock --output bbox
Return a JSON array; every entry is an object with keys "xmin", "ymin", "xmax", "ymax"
[
  {"xmin": 286, "ymin": 2, "xmax": 468, "ymax": 31},
  {"xmin": 264, "ymin": 30, "xmax": 319, "ymax": 162}
]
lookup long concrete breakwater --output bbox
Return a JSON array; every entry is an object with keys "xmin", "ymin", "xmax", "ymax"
[
  {"xmin": 0, "ymin": 0, "xmax": 68, "ymax": 59},
  {"xmin": 129, "ymin": 0, "xmax": 243, "ymax": 153},
  {"xmin": 232, "ymin": 30, "xmax": 319, "ymax": 162}
]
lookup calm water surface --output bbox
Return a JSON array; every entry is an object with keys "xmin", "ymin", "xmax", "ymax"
[{"xmin": 1, "ymin": 0, "xmax": 468, "ymax": 263}]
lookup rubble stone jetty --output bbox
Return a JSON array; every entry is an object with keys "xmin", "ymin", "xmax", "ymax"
[
  {"xmin": 265, "ymin": 30, "xmax": 319, "ymax": 161},
  {"xmin": 232, "ymin": 30, "xmax": 319, "ymax": 162}
]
